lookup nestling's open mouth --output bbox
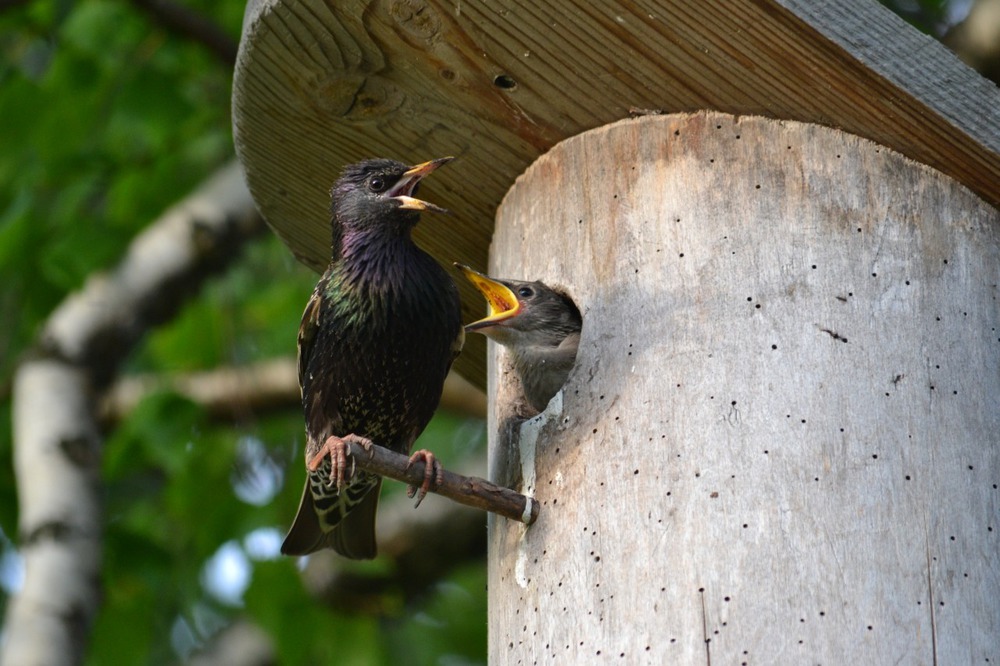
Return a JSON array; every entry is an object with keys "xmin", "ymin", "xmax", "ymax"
[{"xmin": 455, "ymin": 263, "xmax": 522, "ymax": 330}]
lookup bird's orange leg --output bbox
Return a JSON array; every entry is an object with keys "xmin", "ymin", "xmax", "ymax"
[
  {"xmin": 405, "ymin": 449, "xmax": 443, "ymax": 507},
  {"xmin": 308, "ymin": 434, "xmax": 374, "ymax": 490}
]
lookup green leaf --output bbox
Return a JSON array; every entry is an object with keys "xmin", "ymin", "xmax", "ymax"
[{"xmin": 245, "ymin": 560, "xmax": 386, "ymax": 664}]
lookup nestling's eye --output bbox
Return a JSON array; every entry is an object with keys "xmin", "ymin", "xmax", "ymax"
[
  {"xmin": 368, "ymin": 176, "xmax": 388, "ymax": 193},
  {"xmin": 518, "ymin": 286, "xmax": 534, "ymax": 298}
]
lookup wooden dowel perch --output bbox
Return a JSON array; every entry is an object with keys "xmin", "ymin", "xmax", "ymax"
[{"xmin": 343, "ymin": 440, "xmax": 538, "ymax": 525}]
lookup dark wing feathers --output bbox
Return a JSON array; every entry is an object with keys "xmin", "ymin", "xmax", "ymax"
[
  {"xmin": 284, "ymin": 250, "xmax": 461, "ymax": 559},
  {"xmin": 296, "ymin": 281, "xmax": 324, "ymax": 393},
  {"xmin": 280, "ymin": 481, "xmax": 325, "ymax": 555},
  {"xmin": 449, "ymin": 305, "xmax": 465, "ymax": 365}
]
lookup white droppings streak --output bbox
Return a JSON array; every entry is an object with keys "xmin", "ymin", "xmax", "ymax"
[
  {"xmin": 512, "ymin": 391, "xmax": 564, "ymax": 588},
  {"xmin": 518, "ymin": 419, "xmax": 538, "ymax": 495},
  {"xmin": 515, "ymin": 547, "xmax": 529, "ymax": 588}
]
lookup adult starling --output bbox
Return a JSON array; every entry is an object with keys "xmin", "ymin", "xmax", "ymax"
[
  {"xmin": 457, "ymin": 265, "xmax": 581, "ymax": 413},
  {"xmin": 281, "ymin": 158, "xmax": 464, "ymax": 559}
]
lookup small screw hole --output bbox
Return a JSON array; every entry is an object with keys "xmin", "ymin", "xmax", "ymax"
[{"xmin": 493, "ymin": 74, "xmax": 517, "ymax": 90}]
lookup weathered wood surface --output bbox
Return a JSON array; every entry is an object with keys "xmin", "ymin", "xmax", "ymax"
[
  {"xmin": 486, "ymin": 112, "xmax": 999, "ymax": 664},
  {"xmin": 233, "ymin": 0, "xmax": 1000, "ymax": 388}
]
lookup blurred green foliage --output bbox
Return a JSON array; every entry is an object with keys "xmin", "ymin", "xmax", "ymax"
[
  {"xmin": 0, "ymin": 0, "xmax": 235, "ymax": 378},
  {"xmin": 0, "ymin": 1, "xmax": 486, "ymax": 663}
]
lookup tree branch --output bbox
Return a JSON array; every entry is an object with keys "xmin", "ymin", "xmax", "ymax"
[
  {"xmin": 40, "ymin": 163, "xmax": 266, "ymax": 387},
  {"xmin": 129, "ymin": 0, "xmax": 238, "ymax": 66},
  {"xmin": 340, "ymin": 440, "xmax": 537, "ymax": 525},
  {"xmin": 99, "ymin": 361, "xmax": 487, "ymax": 425},
  {"xmin": 0, "ymin": 0, "xmax": 31, "ymax": 13},
  {"xmin": 3, "ymin": 161, "xmax": 265, "ymax": 666},
  {"xmin": 99, "ymin": 358, "xmax": 299, "ymax": 424}
]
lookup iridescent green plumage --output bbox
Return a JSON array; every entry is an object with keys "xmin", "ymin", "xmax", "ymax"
[{"xmin": 281, "ymin": 158, "xmax": 463, "ymax": 559}]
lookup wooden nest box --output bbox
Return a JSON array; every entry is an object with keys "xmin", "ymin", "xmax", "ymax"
[{"xmin": 234, "ymin": 2, "xmax": 1000, "ymax": 663}]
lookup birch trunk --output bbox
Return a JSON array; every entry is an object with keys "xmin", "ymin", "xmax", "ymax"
[
  {"xmin": 2, "ymin": 162, "xmax": 263, "ymax": 666},
  {"xmin": 486, "ymin": 112, "xmax": 1000, "ymax": 664}
]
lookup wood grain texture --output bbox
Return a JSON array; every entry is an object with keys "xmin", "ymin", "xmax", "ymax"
[
  {"xmin": 233, "ymin": 0, "xmax": 1000, "ymax": 387},
  {"xmin": 486, "ymin": 112, "xmax": 999, "ymax": 664}
]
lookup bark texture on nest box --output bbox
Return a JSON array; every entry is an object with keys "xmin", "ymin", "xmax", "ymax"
[{"xmin": 486, "ymin": 112, "xmax": 999, "ymax": 664}]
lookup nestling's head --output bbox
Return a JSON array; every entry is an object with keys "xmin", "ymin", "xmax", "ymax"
[
  {"xmin": 455, "ymin": 264, "xmax": 582, "ymax": 349},
  {"xmin": 331, "ymin": 157, "xmax": 452, "ymax": 236}
]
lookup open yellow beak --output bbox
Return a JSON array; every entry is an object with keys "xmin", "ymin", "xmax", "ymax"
[
  {"xmin": 391, "ymin": 157, "xmax": 454, "ymax": 212},
  {"xmin": 455, "ymin": 263, "xmax": 521, "ymax": 331}
]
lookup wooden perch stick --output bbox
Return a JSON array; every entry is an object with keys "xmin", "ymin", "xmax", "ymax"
[{"xmin": 343, "ymin": 440, "xmax": 538, "ymax": 525}]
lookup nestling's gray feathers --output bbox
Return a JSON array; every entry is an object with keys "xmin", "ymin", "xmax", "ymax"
[{"xmin": 460, "ymin": 267, "xmax": 581, "ymax": 413}]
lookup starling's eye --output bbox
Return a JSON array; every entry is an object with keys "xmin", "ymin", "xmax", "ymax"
[
  {"xmin": 518, "ymin": 286, "xmax": 534, "ymax": 298},
  {"xmin": 368, "ymin": 176, "xmax": 388, "ymax": 193}
]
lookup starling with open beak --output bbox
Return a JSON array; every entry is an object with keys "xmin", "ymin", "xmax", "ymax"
[
  {"xmin": 281, "ymin": 158, "xmax": 464, "ymax": 559},
  {"xmin": 457, "ymin": 264, "xmax": 581, "ymax": 413}
]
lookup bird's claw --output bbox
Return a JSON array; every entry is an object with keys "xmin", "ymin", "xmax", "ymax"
[
  {"xmin": 405, "ymin": 449, "xmax": 443, "ymax": 508},
  {"xmin": 307, "ymin": 434, "xmax": 374, "ymax": 491}
]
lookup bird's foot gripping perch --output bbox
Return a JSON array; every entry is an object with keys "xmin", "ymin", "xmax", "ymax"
[
  {"xmin": 334, "ymin": 438, "xmax": 538, "ymax": 525},
  {"xmin": 405, "ymin": 449, "xmax": 444, "ymax": 508},
  {"xmin": 307, "ymin": 434, "xmax": 374, "ymax": 490}
]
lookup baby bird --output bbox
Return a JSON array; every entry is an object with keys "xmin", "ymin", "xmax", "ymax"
[{"xmin": 457, "ymin": 264, "xmax": 581, "ymax": 413}]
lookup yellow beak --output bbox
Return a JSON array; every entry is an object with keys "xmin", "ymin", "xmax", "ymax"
[
  {"xmin": 392, "ymin": 157, "xmax": 454, "ymax": 212},
  {"xmin": 455, "ymin": 263, "xmax": 521, "ymax": 331}
]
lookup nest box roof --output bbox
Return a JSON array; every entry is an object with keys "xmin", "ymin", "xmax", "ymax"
[{"xmin": 233, "ymin": 0, "xmax": 1000, "ymax": 386}]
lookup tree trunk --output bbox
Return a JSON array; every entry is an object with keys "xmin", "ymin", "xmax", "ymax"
[
  {"xmin": 486, "ymin": 112, "xmax": 999, "ymax": 664},
  {"xmin": 2, "ymin": 162, "xmax": 263, "ymax": 666}
]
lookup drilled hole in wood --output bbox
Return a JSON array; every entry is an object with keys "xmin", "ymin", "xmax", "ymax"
[{"xmin": 493, "ymin": 74, "xmax": 517, "ymax": 89}]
